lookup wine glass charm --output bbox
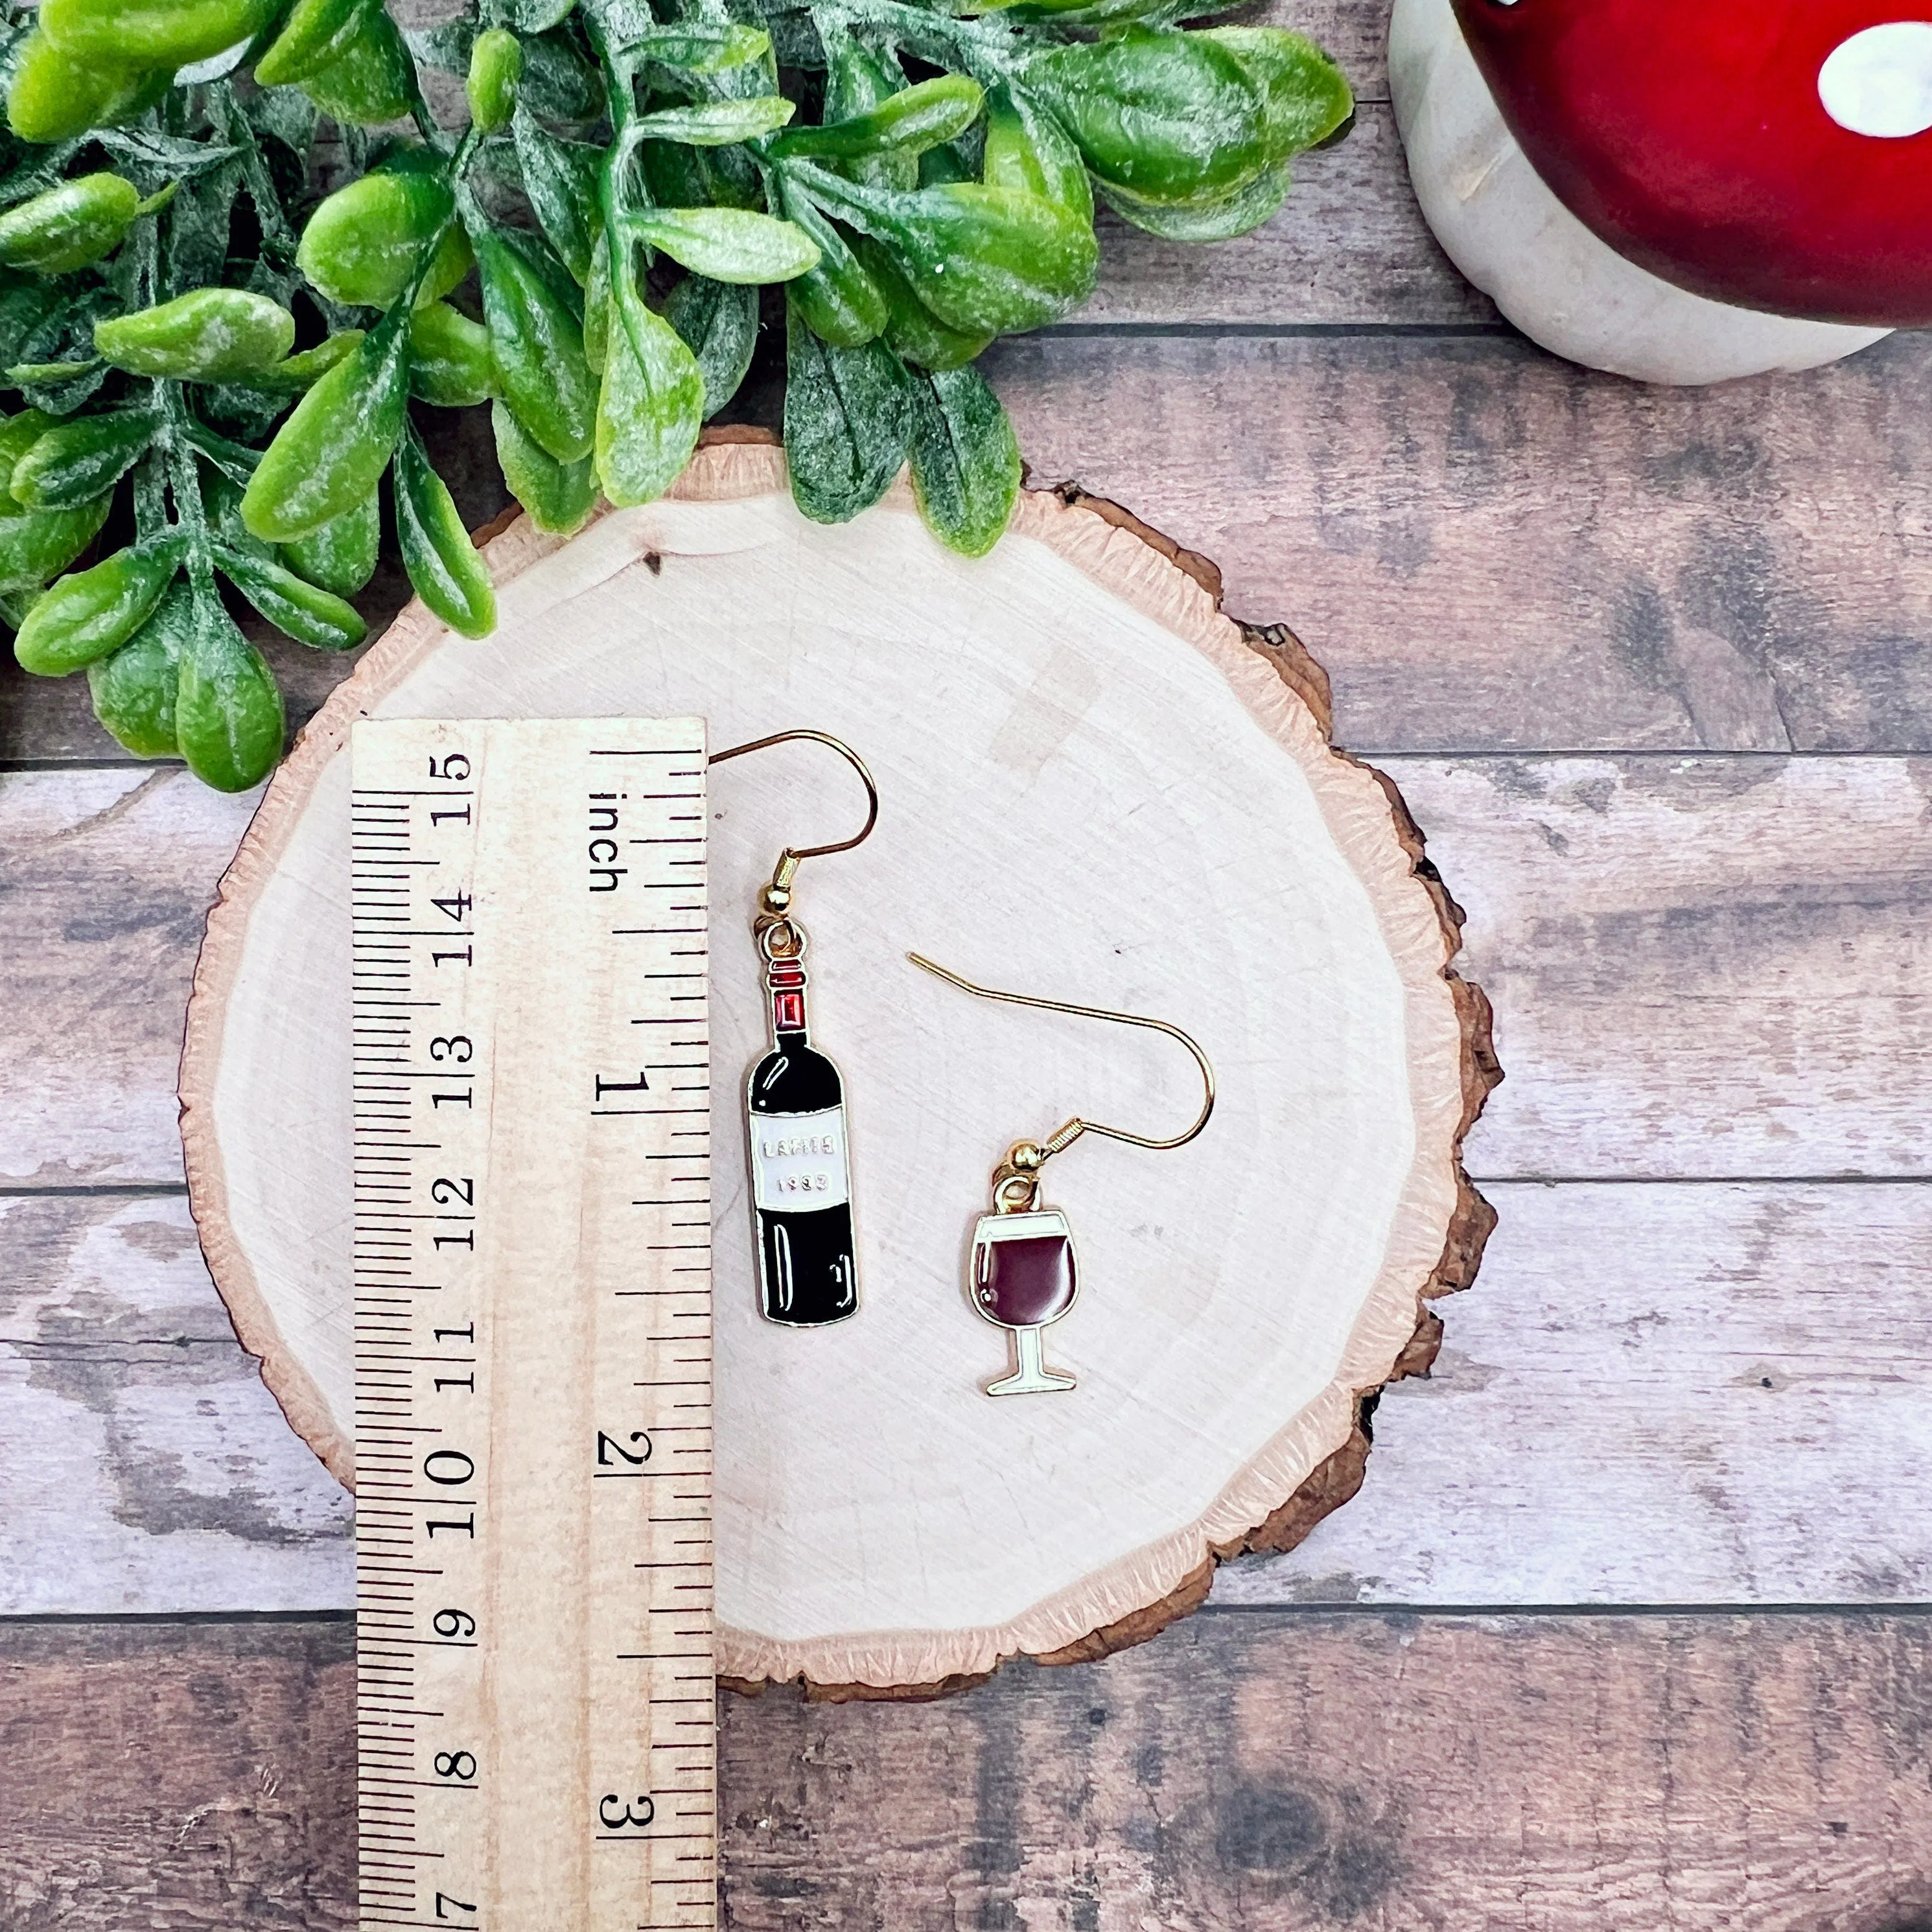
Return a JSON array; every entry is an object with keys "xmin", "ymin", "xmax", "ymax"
[
  {"xmin": 907, "ymin": 954, "xmax": 1216, "ymax": 1397},
  {"xmin": 711, "ymin": 730, "xmax": 879, "ymax": 1329}
]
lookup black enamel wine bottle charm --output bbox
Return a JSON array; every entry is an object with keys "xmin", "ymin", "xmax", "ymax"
[
  {"xmin": 907, "ymin": 952, "xmax": 1217, "ymax": 1395},
  {"xmin": 711, "ymin": 730, "xmax": 879, "ymax": 1329},
  {"xmin": 747, "ymin": 920, "xmax": 856, "ymax": 1325}
]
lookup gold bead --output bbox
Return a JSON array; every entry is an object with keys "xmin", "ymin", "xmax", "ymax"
[{"xmin": 1008, "ymin": 1140, "xmax": 1045, "ymax": 1172}]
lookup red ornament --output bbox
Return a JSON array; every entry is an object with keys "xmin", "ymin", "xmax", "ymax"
[{"xmin": 1450, "ymin": 0, "xmax": 1932, "ymax": 325}]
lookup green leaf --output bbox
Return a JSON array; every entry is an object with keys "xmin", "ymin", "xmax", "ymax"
[
  {"xmin": 472, "ymin": 222, "xmax": 597, "ymax": 463},
  {"xmin": 174, "ymin": 577, "xmax": 286, "ymax": 793},
  {"xmin": 13, "ymin": 531, "xmax": 185, "ymax": 675},
  {"xmin": 618, "ymin": 22, "xmax": 772, "ymax": 71},
  {"xmin": 401, "ymin": 18, "xmax": 473, "ymax": 73},
  {"xmin": 769, "ymin": 75, "xmax": 984, "ymax": 163},
  {"xmin": 408, "ymin": 301, "xmax": 496, "ymax": 408},
  {"xmin": 280, "ymin": 492, "xmax": 380, "ymax": 597},
  {"xmin": 88, "ymin": 577, "xmax": 192, "ymax": 758},
  {"xmin": 297, "ymin": 165, "xmax": 467, "ymax": 310},
  {"xmin": 0, "ymin": 172, "xmax": 141, "ymax": 274},
  {"xmin": 242, "ymin": 83, "xmax": 321, "ymax": 161},
  {"xmin": 0, "ymin": 409, "xmax": 56, "ymax": 498},
  {"xmin": 1020, "ymin": 29, "xmax": 1271, "ymax": 207},
  {"xmin": 94, "ymin": 289, "xmax": 297, "ymax": 382},
  {"xmin": 1198, "ymin": 26, "xmax": 1354, "ymax": 163},
  {"xmin": 467, "ymin": 27, "xmax": 523, "ymax": 135},
  {"xmin": 10, "ymin": 410, "xmax": 157, "ymax": 511},
  {"xmin": 782, "ymin": 299, "xmax": 913, "ymax": 526},
  {"xmin": 517, "ymin": 27, "xmax": 602, "ymax": 121},
  {"xmin": 625, "ymin": 208, "xmax": 819, "ymax": 285},
  {"xmin": 241, "ymin": 308, "xmax": 410, "ymax": 541},
  {"xmin": 493, "ymin": 400, "xmax": 596, "ymax": 535},
  {"xmin": 594, "ymin": 295, "xmax": 703, "ymax": 508},
  {"xmin": 255, "ymin": 0, "xmax": 375, "ymax": 88},
  {"xmin": 6, "ymin": 359, "xmax": 98, "ymax": 384},
  {"xmin": 511, "ymin": 105, "xmax": 602, "ymax": 286},
  {"xmin": 90, "ymin": 130, "xmax": 242, "ymax": 194},
  {"xmin": 1093, "ymin": 164, "xmax": 1289, "ymax": 241},
  {"xmin": 782, "ymin": 169, "xmax": 1098, "ymax": 337},
  {"xmin": 0, "ymin": 278, "xmax": 64, "ymax": 375},
  {"xmin": 850, "ymin": 233, "xmax": 991, "ymax": 371},
  {"xmin": 513, "ymin": 0, "xmax": 577, "ymax": 38},
  {"xmin": 229, "ymin": 330, "xmax": 366, "ymax": 395},
  {"xmin": 38, "ymin": 0, "xmax": 281, "ymax": 74},
  {"xmin": 393, "ymin": 428, "xmax": 496, "ymax": 638},
  {"xmin": 905, "ymin": 364, "xmax": 1020, "ymax": 557},
  {"xmin": 215, "ymin": 541, "xmax": 368, "ymax": 651},
  {"xmin": 664, "ymin": 274, "xmax": 757, "ymax": 422},
  {"xmin": 778, "ymin": 183, "xmax": 887, "ymax": 348},
  {"xmin": 0, "ymin": 494, "xmax": 110, "ymax": 594},
  {"xmin": 299, "ymin": 5, "xmax": 418, "ymax": 126},
  {"xmin": 631, "ymin": 97, "xmax": 795, "ymax": 146},
  {"xmin": 4, "ymin": 30, "xmax": 170, "ymax": 146},
  {"xmin": 962, "ymin": 0, "xmax": 1214, "ymax": 20},
  {"xmin": 8, "ymin": 286, "xmax": 113, "ymax": 415},
  {"xmin": 163, "ymin": 156, "xmax": 244, "ymax": 294}
]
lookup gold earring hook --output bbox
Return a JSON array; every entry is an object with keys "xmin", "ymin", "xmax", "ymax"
[
  {"xmin": 906, "ymin": 953, "xmax": 1216, "ymax": 1169},
  {"xmin": 710, "ymin": 728, "xmax": 879, "ymax": 916}
]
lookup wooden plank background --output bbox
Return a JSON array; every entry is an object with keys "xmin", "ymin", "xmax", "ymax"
[
  {"xmin": 3, "ymin": 0, "xmax": 1929, "ymax": 1918},
  {"xmin": 6, "ymin": 1614, "xmax": 1931, "ymax": 1930}
]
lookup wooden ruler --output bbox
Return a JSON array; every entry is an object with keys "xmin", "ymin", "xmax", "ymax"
[{"xmin": 350, "ymin": 717, "xmax": 716, "ymax": 1932}]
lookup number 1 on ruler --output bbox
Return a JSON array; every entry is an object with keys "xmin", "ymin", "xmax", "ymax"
[{"xmin": 352, "ymin": 718, "xmax": 716, "ymax": 1932}]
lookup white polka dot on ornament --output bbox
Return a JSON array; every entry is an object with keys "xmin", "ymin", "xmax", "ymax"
[{"xmin": 1819, "ymin": 21, "xmax": 1932, "ymax": 138}]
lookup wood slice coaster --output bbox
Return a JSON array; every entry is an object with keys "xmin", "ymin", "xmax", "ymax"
[{"xmin": 180, "ymin": 434, "xmax": 1498, "ymax": 1696}]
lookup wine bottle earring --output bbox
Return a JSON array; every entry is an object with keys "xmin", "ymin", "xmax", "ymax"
[
  {"xmin": 711, "ymin": 730, "xmax": 879, "ymax": 1329},
  {"xmin": 907, "ymin": 954, "xmax": 1216, "ymax": 1396}
]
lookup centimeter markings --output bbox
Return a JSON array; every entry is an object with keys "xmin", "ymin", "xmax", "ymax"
[{"xmin": 352, "ymin": 717, "xmax": 716, "ymax": 1932}]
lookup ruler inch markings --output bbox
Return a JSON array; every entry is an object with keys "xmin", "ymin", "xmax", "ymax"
[{"xmin": 354, "ymin": 717, "xmax": 714, "ymax": 1932}]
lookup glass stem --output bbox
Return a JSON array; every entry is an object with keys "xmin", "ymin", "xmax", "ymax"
[{"xmin": 1014, "ymin": 1327, "xmax": 1049, "ymax": 1383}]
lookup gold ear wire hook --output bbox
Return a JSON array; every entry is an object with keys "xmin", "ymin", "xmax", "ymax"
[
  {"xmin": 906, "ymin": 953, "xmax": 1216, "ymax": 1163},
  {"xmin": 710, "ymin": 729, "xmax": 879, "ymax": 911}
]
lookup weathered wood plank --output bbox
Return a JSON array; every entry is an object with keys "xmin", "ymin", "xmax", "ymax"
[
  {"xmin": 1231, "ymin": 1179, "xmax": 1932, "ymax": 1607},
  {"xmin": 0, "ymin": 770, "xmax": 257, "ymax": 1189},
  {"xmin": 0, "ymin": 1193, "xmax": 351, "ymax": 1614},
  {"xmin": 1396, "ymin": 753, "xmax": 1932, "ymax": 1180},
  {"xmin": 990, "ymin": 330, "xmax": 1932, "ymax": 754},
  {"xmin": 6, "ymin": 1181, "xmax": 1927, "ymax": 1616},
  {"xmin": 0, "ymin": 1620, "xmax": 355, "ymax": 1932},
  {"xmin": 8, "ymin": 756, "xmax": 1925, "ymax": 1187},
  {"xmin": 5, "ymin": 1611, "xmax": 1930, "ymax": 1930}
]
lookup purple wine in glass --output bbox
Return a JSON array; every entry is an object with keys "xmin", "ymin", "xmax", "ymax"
[{"xmin": 969, "ymin": 1206, "xmax": 1078, "ymax": 1395}]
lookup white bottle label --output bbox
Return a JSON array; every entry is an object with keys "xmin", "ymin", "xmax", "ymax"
[{"xmin": 749, "ymin": 1105, "xmax": 851, "ymax": 1213}]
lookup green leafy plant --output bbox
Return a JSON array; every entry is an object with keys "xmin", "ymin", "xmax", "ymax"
[{"xmin": 0, "ymin": 0, "xmax": 1351, "ymax": 789}]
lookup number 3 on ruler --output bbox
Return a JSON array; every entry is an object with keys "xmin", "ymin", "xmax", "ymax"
[{"xmin": 599, "ymin": 1793, "xmax": 656, "ymax": 1831}]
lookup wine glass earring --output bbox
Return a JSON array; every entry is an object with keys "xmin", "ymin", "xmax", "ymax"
[
  {"xmin": 907, "ymin": 954, "xmax": 1216, "ymax": 1397},
  {"xmin": 712, "ymin": 730, "xmax": 878, "ymax": 1329}
]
